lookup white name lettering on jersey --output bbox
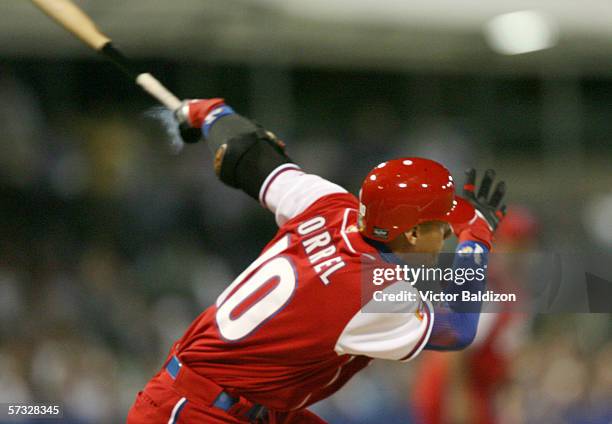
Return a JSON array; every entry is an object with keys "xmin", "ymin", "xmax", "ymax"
[{"xmin": 298, "ymin": 216, "xmax": 346, "ymax": 285}]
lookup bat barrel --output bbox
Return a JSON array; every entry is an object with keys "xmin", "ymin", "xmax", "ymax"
[{"xmin": 31, "ymin": 0, "xmax": 110, "ymax": 50}]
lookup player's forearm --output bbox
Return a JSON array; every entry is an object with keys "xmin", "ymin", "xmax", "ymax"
[
  {"xmin": 446, "ymin": 240, "xmax": 488, "ymax": 312},
  {"xmin": 426, "ymin": 309, "xmax": 480, "ymax": 351},
  {"xmin": 205, "ymin": 112, "xmax": 293, "ymax": 199},
  {"xmin": 177, "ymin": 99, "xmax": 294, "ymax": 200},
  {"xmin": 425, "ymin": 240, "xmax": 488, "ymax": 351}
]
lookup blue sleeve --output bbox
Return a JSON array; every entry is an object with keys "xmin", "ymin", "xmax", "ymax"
[{"xmin": 425, "ymin": 240, "xmax": 488, "ymax": 351}]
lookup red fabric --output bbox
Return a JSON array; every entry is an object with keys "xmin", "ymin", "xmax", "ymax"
[
  {"xmin": 186, "ymin": 98, "xmax": 226, "ymax": 128},
  {"xmin": 468, "ymin": 314, "xmax": 512, "ymax": 390},
  {"xmin": 127, "ymin": 368, "xmax": 328, "ymax": 423},
  {"xmin": 457, "ymin": 215, "xmax": 494, "ymax": 250},
  {"xmin": 175, "ymin": 193, "xmax": 380, "ymax": 410},
  {"xmin": 127, "ymin": 370, "xmax": 242, "ymax": 423},
  {"xmin": 464, "ymin": 316, "xmax": 514, "ymax": 424},
  {"xmin": 410, "ymin": 353, "xmax": 451, "ymax": 424},
  {"xmin": 495, "ymin": 206, "xmax": 539, "ymax": 243},
  {"xmin": 411, "ymin": 314, "xmax": 519, "ymax": 424}
]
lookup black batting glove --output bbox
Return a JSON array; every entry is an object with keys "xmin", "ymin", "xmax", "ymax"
[{"xmin": 462, "ymin": 168, "xmax": 507, "ymax": 231}]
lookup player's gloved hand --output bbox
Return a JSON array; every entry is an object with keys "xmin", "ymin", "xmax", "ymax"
[
  {"xmin": 451, "ymin": 169, "xmax": 507, "ymax": 249},
  {"xmin": 174, "ymin": 98, "xmax": 227, "ymax": 144}
]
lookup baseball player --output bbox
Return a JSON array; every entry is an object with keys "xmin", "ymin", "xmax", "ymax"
[
  {"xmin": 411, "ymin": 206, "xmax": 537, "ymax": 424},
  {"xmin": 127, "ymin": 98, "xmax": 507, "ymax": 424}
]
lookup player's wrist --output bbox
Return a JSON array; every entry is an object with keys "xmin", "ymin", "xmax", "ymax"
[
  {"xmin": 175, "ymin": 98, "xmax": 231, "ymax": 144},
  {"xmin": 175, "ymin": 98, "xmax": 227, "ymax": 129},
  {"xmin": 457, "ymin": 218, "xmax": 493, "ymax": 250}
]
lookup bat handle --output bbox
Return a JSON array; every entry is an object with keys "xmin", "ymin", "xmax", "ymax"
[{"xmin": 136, "ymin": 73, "xmax": 182, "ymax": 110}]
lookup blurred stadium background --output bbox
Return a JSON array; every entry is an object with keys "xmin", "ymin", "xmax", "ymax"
[{"xmin": 0, "ymin": 1, "xmax": 611, "ymax": 423}]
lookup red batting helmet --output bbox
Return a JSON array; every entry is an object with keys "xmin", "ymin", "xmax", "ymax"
[{"xmin": 359, "ymin": 158, "xmax": 457, "ymax": 242}]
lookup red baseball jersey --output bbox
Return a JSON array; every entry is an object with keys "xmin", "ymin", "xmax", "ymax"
[{"xmin": 177, "ymin": 164, "xmax": 434, "ymax": 411}]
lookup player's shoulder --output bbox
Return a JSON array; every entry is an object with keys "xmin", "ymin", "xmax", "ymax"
[
  {"xmin": 304, "ymin": 191, "xmax": 360, "ymax": 215},
  {"xmin": 281, "ymin": 192, "xmax": 379, "ymax": 258},
  {"xmin": 281, "ymin": 192, "xmax": 357, "ymax": 226}
]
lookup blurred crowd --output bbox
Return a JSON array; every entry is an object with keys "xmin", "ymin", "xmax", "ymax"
[{"xmin": 0, "ymin": 65, "xmax": 610, "ymax": 423}]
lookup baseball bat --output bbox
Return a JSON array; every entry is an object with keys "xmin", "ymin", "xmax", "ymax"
[{"xmin": 31, "ymin": 0, "xmax": 182, "ymax": 111}]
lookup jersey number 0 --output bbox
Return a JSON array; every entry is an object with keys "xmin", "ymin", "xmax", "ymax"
[{"xmin": 215, "ymin": 236, "xmax": 296, "ymax": 341}]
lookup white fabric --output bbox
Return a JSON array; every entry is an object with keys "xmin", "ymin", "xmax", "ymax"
[
  {"xmin": 335, "ymin": 282, "xmax": 434, "ymax": 361},
  {"xmin": 260, "ymin": 164, "xmax": 347, "ymax": 226},
  {"xmin": 167, "ymin": 397, "xmax": 187, "ymax": 424}
]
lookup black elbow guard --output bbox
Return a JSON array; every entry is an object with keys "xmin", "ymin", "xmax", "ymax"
[{"xmin": 206, "ymin": 114, "xmax": 292, "ymax": 199}]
